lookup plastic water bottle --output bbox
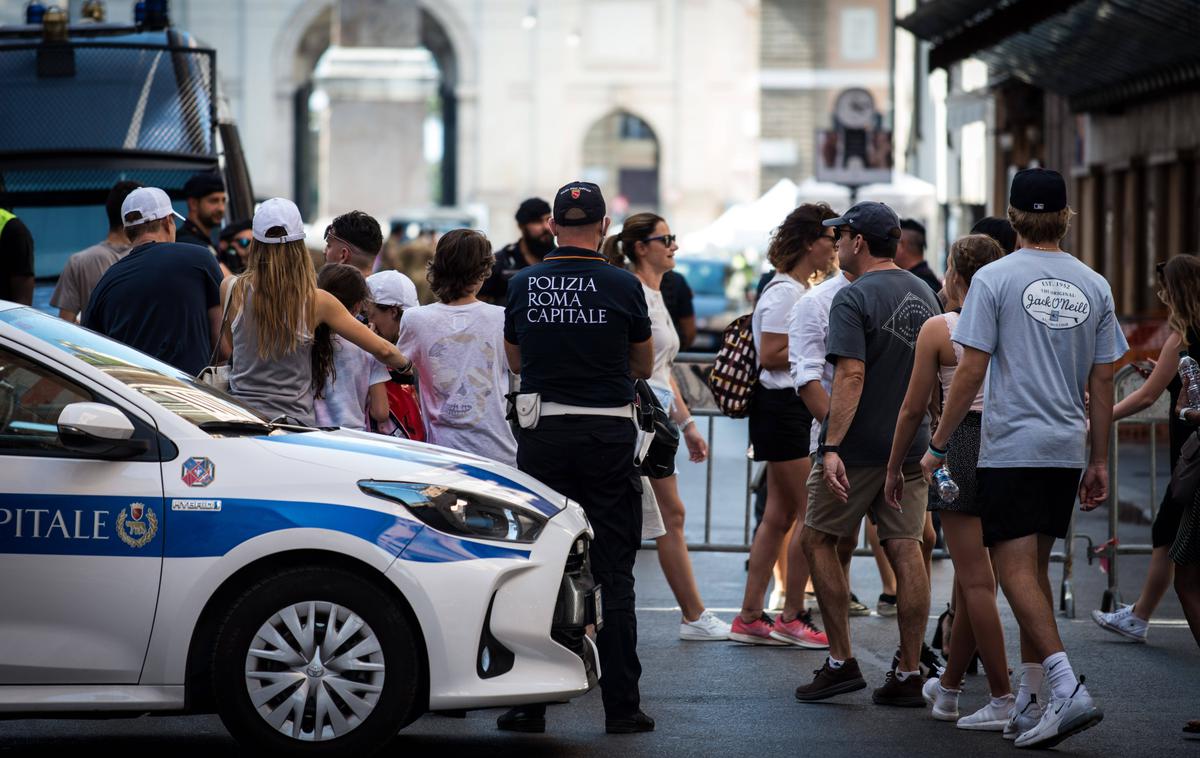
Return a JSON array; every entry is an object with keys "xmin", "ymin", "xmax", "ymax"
[
  {"xmin": 933, "ymin": 467, "xmax": 960, "ymax": 503},
  {"xmin": 1181, "ymin": 353, "xmax": 1200, "ymax": 410}
]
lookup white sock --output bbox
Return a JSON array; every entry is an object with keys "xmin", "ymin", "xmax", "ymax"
[
  {"xmin": 1043, "ymin": 652, "xmax": 1079, "ymax": 700},
  {"xmin": 896, "ymin": 669, "xmax": 920, "ymax": 681},
  {"xmin": 827, "ymin": 656, "xmax": 845, "ymax": 669},
  {"xmin": 938, "ymin": 679, "xmax": 962, "ymax": 694},
  {"xmin": 1015, "ymin": 662, "xmax": 1043, "ymax": 710},
  {"xmin": 991, "ymin": 694, "xmax": 1015, "ymax": 709}
]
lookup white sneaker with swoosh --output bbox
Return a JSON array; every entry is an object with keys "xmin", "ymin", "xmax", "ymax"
[{"xmin": 1014, "ymin": 679, "xmax": 1103, "ymax": 749}]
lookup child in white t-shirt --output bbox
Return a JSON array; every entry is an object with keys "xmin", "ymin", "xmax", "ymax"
[
  {"xmin": 312, "ymin": 263, "xmax": 391, "ymax": 431},
  {"xmin": 396, "ymin": 230, "xmax": 517, "ymax": 465}
]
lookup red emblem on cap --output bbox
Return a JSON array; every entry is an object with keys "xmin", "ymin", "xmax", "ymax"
[{"xmin": 571, "ymin": 189, "xmax": 581, "ymax": 199}]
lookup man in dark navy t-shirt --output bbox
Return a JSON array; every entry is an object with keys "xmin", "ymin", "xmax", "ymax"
[
  {"xmin": 499, "ymin": 181, "xmax": 654, "ymax": 735},
  {"xmin": 84, "ymin": 187, "xmax": 222, "ymax": 376}
]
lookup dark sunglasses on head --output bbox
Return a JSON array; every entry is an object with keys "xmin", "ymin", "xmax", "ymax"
[{"xmin": 644, "ymin": 234, "xmax": 677, "ymax": 246}]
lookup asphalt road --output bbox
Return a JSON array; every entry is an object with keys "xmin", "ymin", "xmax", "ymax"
[{"xmin": 2, "ymin": 423, "xmax": 1196, "ymax": 756}]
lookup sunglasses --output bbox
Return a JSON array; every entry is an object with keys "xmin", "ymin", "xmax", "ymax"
[
  {"xmin": 233, "ymin": 237, "xmax": 252, "ymax": 249},
  {"xmin": 644, "ymin": 234, "xmax": 677, "ymax": 247}
]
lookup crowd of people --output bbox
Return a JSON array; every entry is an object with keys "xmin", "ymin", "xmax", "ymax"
[{"xmin": 6, "ymin": 165, "xmax": 1200, "ymax": 745}]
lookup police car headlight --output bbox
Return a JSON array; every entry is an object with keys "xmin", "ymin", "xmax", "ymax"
[{"xmin": 358, "ymin": 481, "xmax": 546, "ymax": 543}]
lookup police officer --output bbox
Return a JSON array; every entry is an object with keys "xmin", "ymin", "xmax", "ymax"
[
  {"xmin": 498, "ymin": 181, "xmax": 655, "ymax": 734},
  {"xmin": 478, "ymin": 197, "xmax": 555, "ymax": 305},
  {"xmin": 176, "ymin": 171, "xmax": 226, "ymax": 255}
]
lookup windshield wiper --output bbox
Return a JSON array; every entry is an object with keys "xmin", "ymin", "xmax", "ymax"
[{"xmin": 197, "ymin": 419, "xmax": 275, "ymax": 435}]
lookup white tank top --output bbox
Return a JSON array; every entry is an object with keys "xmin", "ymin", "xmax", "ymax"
[{"xmin": 939, "ymin": 311, "xmax": 985, "ymax": 412}]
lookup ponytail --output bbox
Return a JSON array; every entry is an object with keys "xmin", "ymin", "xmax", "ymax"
[{"xmin": 605, "ymin": 213, "xmax": 665, "ymax": 270}]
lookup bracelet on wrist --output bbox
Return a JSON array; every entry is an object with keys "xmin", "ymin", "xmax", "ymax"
[
  {"xmin": 680, "ymin": 416, "xmax": 696, "ymax": 431},
  {"xmin": 928, "ymin": 443, "xmax": 948, "ymax": 460}
]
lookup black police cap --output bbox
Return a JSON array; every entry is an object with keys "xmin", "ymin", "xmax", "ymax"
[
  {"xmin": 515, "ymin": 197, "xmax": 551, "ymax": 225},
  {"xmin": 553, "ymin": 181, "xmax": 605, "ymax": 227},
  {"xmin": 183, "ymin": 171, "xmax": 225, "ymax": 199}
]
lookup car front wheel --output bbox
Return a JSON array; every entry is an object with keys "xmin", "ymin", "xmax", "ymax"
[{"xmin": 211, "ymin": 566, "xmax": 421, "ymax": 756}]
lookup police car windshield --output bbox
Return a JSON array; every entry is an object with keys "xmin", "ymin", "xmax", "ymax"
[{"xmin": 0, "ymin": 307, "xmax": 271, "ymax": 429}]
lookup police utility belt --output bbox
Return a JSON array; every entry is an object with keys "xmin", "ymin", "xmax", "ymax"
[{"xmin": 508, "ymin": 386, "xmax": 678, "ymax": 479}]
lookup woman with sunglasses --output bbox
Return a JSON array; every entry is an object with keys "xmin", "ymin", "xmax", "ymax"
[
  {"xmin": 218, "ymin": 220, "xmax": 254, "ymax": 275},
  {"xmin": 1092, "ymin": 255, "xmax": 1200, "ymax": 646},
  {"xmin": 219, "ymin": 198, "xmax": 412, "ymax": 425},
  {"xmin": 731, "ymin": 203, "xmax": 837, "ymax": 647},
  {"xmin": 602, "ymin": 214, "xmax": 731, "ymax": 641}
]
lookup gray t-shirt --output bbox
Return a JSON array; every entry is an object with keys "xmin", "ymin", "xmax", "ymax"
[
  {"xmin": 953, "ymin": 249, "xmax": 1128, "ymax": 469},
  {"xmin": 821, "ymin": 268, "xmax": 941, "ymax": 466},
  {"xmin": 50, "ymin": 240, "xmax": 130, "ymax": 316}
]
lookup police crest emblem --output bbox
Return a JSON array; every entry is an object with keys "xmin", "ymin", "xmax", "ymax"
[
  {"xmin": 182, "ymin": 456, "xmax": 215, "ymax": 487},
  {"xmin": 571, "ymin": 188, "xmax": 581, "ymax": 199},
  {"xmin": 117, "ymin": 503, "xmax": 159, "ymax": 548}
]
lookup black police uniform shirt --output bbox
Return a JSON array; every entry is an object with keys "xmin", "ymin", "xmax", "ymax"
[
  {"xmin": 504, "ymin": 246, "xmax": 651, "ymax": 408},
  {"xmin": 175, "ymin": 218, "xmax": 217, "ymax": 254},
  {"xmin": 479, "ymin": 240, "xmax": 553, "ymax": 304},
  {"xmin": 83, "ymin": 241, "xmax": 222, "ymax": 376}
]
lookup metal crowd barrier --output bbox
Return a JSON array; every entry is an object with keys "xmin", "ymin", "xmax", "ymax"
[
  {"xmin": 1096, "ymin": 364, "xmax": 1171, "ymax": 613},
  {"xmin": 641, "ymin": 353, "xmax": 1100, "ymax": 619}
]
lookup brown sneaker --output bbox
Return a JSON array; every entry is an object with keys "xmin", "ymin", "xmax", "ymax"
[
  {"xmin": 794, "ymin": 657, "xmax": 867, "ymax": 702},
  {"xmin": 871, "ymin": 670, "xmax": 926, "ymax": 707}
]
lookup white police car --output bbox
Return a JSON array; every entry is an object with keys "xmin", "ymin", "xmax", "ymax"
[{"xmin": 0, "ymin": 302, "xmax": 600, "ymax": 755}]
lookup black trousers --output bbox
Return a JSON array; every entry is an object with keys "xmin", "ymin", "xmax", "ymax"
[{"xmin": 517, "ymin": 415, "xmax": 643, "ymax": 719}]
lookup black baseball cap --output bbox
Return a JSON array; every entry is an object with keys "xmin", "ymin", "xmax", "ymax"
[
  {"xmin": 822, "ymin": 201, "xmax": 902, "ymax": 240},
  {"xmin": 515, "ymin": 197, "xmax": 551, "ymax": 225},
  {"xmin": 183, "ymin": 171, "xmax": 225, "ymax": 199},
  {"xmin": 1010, "ymin": 168, "xmax": 1067, "ymax": 212},
  {"xmin": 553, "ymin": 181, "xmax": 605, "ymax": 226}
]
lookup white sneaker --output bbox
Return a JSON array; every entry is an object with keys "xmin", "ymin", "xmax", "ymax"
[
  {"xmin": 1091, "ymin": 605, "xmax": 1148, "ymax": 643},
  {"xmin": 1014, "ymin": 680, "xmax": 1103, "ymax": 749},
  {"xmin": 680, "ymin": 609, "xmax": 732, "ymax": 641},
  {"xmin": 957, "ymin": 694, "xmax": 1015, "ymax": 731},
  {"xmin": 922, "ymin": 676, "xmax": 959, "ymax": 721},
  {"xmin": 767, "ymin": 587, "xmax": 786, "ymax": 613},
  {"xmin": 1004, "ymin": 695, "xmax": 1043, "ymax": 740}
]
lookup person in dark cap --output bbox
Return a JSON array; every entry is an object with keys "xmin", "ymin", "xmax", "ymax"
[
  {"xmin": 498, "ymin": 181, "xmax": 655, "ymax": 735},
  {"xmin": 176, "ymin": 171, "xmax": 226, "ymax": 254},
  {"xmin": 217, "ymin": 219, "xmax": 253, "ymax": 275},
  {"xmin": 897, "ymin": 218, "xmax": 940, "ymax": 293},
  {"xmin": 970, "ymin": 215, "xmax": 1018, "ymax": 254},
  {"xmin": 922, "ymin": 167, "xmax": 1124, "ymax": 747},
  {"xmin": 795, "ymin": 200, "xmax": 941, "ymax": 707},
  {"xmin": 478, "ymin": 196, "xmax": 555, "ymax": 304}
]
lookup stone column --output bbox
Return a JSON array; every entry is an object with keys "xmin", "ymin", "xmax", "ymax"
[{"xmin": 312, "ymin": 0, "xmax": 437, "ymax": 220}]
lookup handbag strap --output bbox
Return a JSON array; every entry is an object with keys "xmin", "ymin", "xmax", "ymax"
[{"xmin": 205, "ymin": 275, "xmax": 240, "ymax": 369}]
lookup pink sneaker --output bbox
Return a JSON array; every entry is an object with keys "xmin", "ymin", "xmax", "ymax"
[
  {"xmin": 730, "ymin": 613, "xmax": 787, "ymax": 645},
  {"xmin": 769, "ymin": 610, "xmax": 830, "ymax": 649}
]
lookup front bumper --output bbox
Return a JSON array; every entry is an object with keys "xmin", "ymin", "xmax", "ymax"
[{"xmin": 385, "ymin": 501, "xmax": 597, "ymax": 710}]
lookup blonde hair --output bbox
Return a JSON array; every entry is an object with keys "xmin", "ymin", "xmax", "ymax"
[
  {"xmin": 1160, "ymin": 255, "xmax": 1200, "ymax": 349},
  {"xmin": 243, "ymin": 229, "xmax": 317, "ymax": 359},
  {"xmin": 1007, "ymin": 206, "xmax": 1074, "ymax": 246}
]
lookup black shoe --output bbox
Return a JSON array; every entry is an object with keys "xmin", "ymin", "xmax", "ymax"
[
  {"xmin": 871, "ymin": 670, "xmax": 926, "ymax": 707},
  {"xmin": 497, "ymin": 706, "xmax": 546, "ymax": 733},
  {"xmin": 889, "ymin": 643, "xmax": 944, "ymax": 679},
  {"xmin": 606, "ymin": 710, "xmax": 655, "ymax": 734},
  {"xmin": 795, "ymin": 657, "xmax": 867, "ymax": 701}
]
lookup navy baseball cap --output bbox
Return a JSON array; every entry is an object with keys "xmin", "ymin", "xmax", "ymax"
[
  {"xmin": 1010, "ymin": 168, "xmax": 1067, "ymax": 212},
  {"xmin": 553, "ymin": 181, "xmax": 606, "ymax": 226},
  {"xmin": 822, "ymin": 201, "xmax": 902, "ymax": 240}
]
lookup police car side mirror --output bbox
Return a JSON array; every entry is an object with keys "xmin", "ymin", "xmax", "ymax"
[{"xmin": 57, "ymin": 402, "xmax": 149, "ymax": 459}]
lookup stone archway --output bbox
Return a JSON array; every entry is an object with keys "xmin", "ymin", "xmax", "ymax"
[
  {"xmin": 582, "ymin": 110, "xmax": 661, "ymax": 219},
  {"xmin": 281, "ymin": 0, "xmax": 471, "ymax": 219}
]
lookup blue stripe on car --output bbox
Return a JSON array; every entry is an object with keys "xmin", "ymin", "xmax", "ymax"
[
  {"xmin": 0, "ymin": 493, "xmax": 530, "ymax": 562},
  {"xmin": 257, "ymin": 433, "xmax": 562, "ymax": 516}
]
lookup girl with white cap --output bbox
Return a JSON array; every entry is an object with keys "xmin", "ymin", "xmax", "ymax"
[{"xmin": 218, "ymin": 198, "xmax": 411, "ymax": 425}]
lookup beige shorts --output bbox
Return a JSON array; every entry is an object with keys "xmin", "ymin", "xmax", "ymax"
[{"xmin": 805, "ymin": 462, "xmax": 928, "ymax": 542}]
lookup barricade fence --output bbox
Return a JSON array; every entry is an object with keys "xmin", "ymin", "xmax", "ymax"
[{"xmin": 641, "ymin": 355, "xmax": 1166, "ymax": 620}]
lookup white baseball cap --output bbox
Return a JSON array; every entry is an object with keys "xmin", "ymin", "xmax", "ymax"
[
  {"xmin": 121, "ymin": 187, "xmax": 184, "ymax": 228},
  {"xmin": 252, "ymin": 197, "xmax": 307, "ymax": 244},
  {"xmin": 367, "ymin": 270, "xmax": 419, "ymax": 309}
]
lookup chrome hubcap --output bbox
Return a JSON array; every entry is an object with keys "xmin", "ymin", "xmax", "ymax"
[{"xmin": 244, "ymin": 601, "xmax": 385, "ymax": 741}]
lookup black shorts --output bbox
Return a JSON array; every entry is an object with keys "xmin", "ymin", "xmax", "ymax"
[
  {"xmin": 1153, "ymin": 486, "xmax": 1189, "ymax": 548},
  {"xmin": 976, "ymin": 467, "xmax": 1082, "ymax": 548},
  {"xmin": 748, "ymin": 386, "xmax": 813, "ymax": 463}
]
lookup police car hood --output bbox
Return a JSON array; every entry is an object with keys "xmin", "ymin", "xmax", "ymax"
[{"xmin": 254, "ymin": 429, "xmax": 567, "ymax": 515}]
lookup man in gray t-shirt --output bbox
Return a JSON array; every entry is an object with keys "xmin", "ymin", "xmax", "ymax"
[
  {"xmin": 50, "ymin": 181, "xmax": 139, "ymax": 322},
  {"xmin": 795, "ymin": 201, "xmax": 939, "ymax": 707},
  {"xmin": 926, "ymin": 168, "xmax": 1125, "ymax": 748}
]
